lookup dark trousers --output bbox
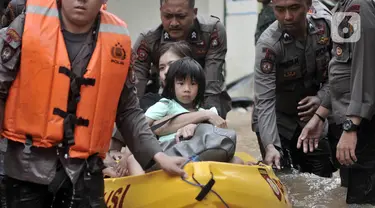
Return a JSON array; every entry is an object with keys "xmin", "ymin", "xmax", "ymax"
[
  {"xmin": 5, "ymin": 157, "xmax": 106, "ymax": 208},
  {"xmin": 256, "ymin": 126, "xmax": 336, "ymax": 178},
  {"xmin": 344, "ymin": 117, "xmax": 375, "ymax": 205},
  {"xmin": 0, "ymin": 175, "xmax": 6, "ymax": 208},
  {"xmin": 327, "ymin": 123, "xmax": 349, "ymax": 187}
]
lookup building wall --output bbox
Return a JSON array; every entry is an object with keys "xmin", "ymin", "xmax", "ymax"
[{"xmin": 107, "ymin": 0, "xmax": 258, "ymax": 85}]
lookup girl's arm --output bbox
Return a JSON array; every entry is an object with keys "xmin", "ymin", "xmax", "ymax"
[{"xmin": 152, "ymin": 110, "xmax": 222, "ymax": 136}]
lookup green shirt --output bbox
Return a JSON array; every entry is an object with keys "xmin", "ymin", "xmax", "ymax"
[{"xmin": 146, "ymin": 98, "xmax": 218, "ymax": 142}]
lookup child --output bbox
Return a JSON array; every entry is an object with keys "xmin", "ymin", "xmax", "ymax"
[
  {"xmin": 146, "ymin": 57, "xmax": 218, "ymax": 143},
  {"xmin": 146, "ymin": 57, "xmax": 245, "ymax": 165}
]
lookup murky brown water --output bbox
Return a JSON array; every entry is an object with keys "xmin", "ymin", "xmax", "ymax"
[{"xmin": 227, "ymin": 109, "xmax": 375, "ymax": 208}]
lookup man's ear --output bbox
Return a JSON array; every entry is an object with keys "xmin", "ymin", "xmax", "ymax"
[{"xmin": 194, "ymin": 8, "xmax": 198, "ymax": 16}]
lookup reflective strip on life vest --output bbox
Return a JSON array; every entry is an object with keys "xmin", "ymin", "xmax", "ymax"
[
  {"xmin": 26, "ymin": 5, "xmax": 58, "ymax": 17},
  {"xmin": 99, "ymin": 24, "xmax": 129, "ymax": 35}
]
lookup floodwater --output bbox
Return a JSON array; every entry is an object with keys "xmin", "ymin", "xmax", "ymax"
[{"xmin": 228, "ymin": 109, "xmax": 375, "ymax": 208}]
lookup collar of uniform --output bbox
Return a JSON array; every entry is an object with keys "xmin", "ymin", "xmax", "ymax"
[
  {"xmin": 160, "ymin": 19, "xmax": 201, "ymax": 43},
  {"xmin": 278, "ymin": 23, "xmax": 294, "ymax": 44},
  {"xmin": 281, "ymin": 31, "xmax": 294, "ymax": 44},
  {"xmin": 161, "ymin": 30, "xmax": 174, "ymax": 42},
  {"xmin": 187, "ymin": 19, "xmax": 201, "ymax": 43}
]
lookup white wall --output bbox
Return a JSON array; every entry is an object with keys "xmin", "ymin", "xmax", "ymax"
[
  {"xmin": 107, "ymin": 0, "xmax": 259, "ymax": 86},
  {"xmin": 225, "ymin": 0, "xmax": 258, "ymax": 83}
]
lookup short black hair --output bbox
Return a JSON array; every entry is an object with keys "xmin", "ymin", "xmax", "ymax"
[
  {"xmin": 162, "ymin": 57, "xmax": 205, "ymax": 107},
  {"xmin": 160, "ymin": 0, "xmax": 195, "ymax": 9},
  {"xmin": 158, "ymin": 41, "xmax": 193, "ymax": 61}
]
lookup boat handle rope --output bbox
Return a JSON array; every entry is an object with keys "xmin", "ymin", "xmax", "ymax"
[{"xmin": 180, "ymin": 149, "xmax": 230, "ymax": 208}]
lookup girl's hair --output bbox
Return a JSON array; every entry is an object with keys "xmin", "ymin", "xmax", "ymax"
[
  {"xmin": 162, "ymin": 57, "xmax": 206, "ymax": 107},
  {"xmin": 158, "ymin": 41, "xmax": 193, "ymax": 61}
]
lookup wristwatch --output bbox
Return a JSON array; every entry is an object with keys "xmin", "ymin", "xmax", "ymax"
[{"xmin": 342, "ymin": 119, "xmax": 359, "ymax": 132}]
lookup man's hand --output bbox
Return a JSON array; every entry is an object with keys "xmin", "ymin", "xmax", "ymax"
[
  {"xmin": 154, "ymin": 152, "xmax": 188, "ymax": 178},
  {"xmin": 297, "ymin": 114, "xmax": 324, "ymax": 153},
  {"xmin": 175, "ymin": 124, "xmax": 197, "ymax": 143},
  {"xmin": 264, "ymin": 144, "xmax": 281, "ymax": 169},
  {"xmin": 297, "ymin": 96, "xmax": 320, "ymax": 121},
  {"xmin": 337, "ymin": 131, "xmax": 358, "ymax": 166},
  {"xmin": 206, "ymin": 111, "xmax": 227, "ymax": 128}
]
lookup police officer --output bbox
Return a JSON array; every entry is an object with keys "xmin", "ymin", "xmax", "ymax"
[
  {"xmin": 252, "ymin": 0, "xmax": 335, "ymax": 177},
  {"xmin": 298, "ymin": 0, "xmax": 375, "ymax": 204},
  {"xmin": 133, "ymin": 0, "xmax": 231, "ymax": 119},
  {"xmin": 255, "ymin": 0, "xmax": 332, "ymax": 45},
  {"xmin": 0, "ymin": 0, "xmax": 186, "ymax": 207}
]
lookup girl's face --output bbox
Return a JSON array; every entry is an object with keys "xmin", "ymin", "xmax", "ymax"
[
  {"xmin": 174, "ymin": 76, "xmax": 198, "ymax": 106},
  {"xmin": 159, "ymin": 50, "xmax": 182, "ymax": 87}
]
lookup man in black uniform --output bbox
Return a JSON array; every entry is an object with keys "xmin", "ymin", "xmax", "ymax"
[{"xmin": 133, "ymin": 0, "xmax": 231, "ymax": 119}]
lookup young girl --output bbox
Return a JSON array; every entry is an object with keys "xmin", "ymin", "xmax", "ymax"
[
  {"xmin": 140, "ymin": 41, "xmax": 193, "ymax": 111},
  {"xmin": 103, "ymin": 42, "xmax": 194, "ymax": 178},
  {"xmin": 146, "ymin": 58, "xmax": 247, "ymax": 165},
  {"xmin": 146, "ymin": 57, "xmax": 218, "ymax": 143}
]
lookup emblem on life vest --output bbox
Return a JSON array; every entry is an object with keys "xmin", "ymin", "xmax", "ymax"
[{"xmin": 111, "ymin": 43, "xmax": 126, "ymax": 65}]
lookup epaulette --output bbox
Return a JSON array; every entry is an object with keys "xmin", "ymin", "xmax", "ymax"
[
  {"xmin": 309, "ymin": 12, "xmax": 331, "ymax": 27},
  {"xmin": 196, "ymin": 15, "xmax": 221, "ymax": 33}
]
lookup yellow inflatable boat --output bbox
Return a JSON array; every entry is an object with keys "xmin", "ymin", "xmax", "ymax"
[{"xmin": 104, "ymin": 152, "xmax": 291, "ymax": 208}]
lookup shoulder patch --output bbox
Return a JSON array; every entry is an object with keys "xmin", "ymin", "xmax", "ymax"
[
  {"xmin": 1, "ymin": 44, "xmax": 16, "ymax": 63},
  {"xmin": 210, "ymin": 26, "xmax": 221, "ymax": 49},
  {"xmin": 136, "ymin": 40, "xmax": 149, "ymax": 62},
  {"xmin": 260, "ymin": 59, "xmax": 273, "ymax": 74},
  {"xmin": 260, "ymin": 48, "xmax": 276, "ymax": 74}
]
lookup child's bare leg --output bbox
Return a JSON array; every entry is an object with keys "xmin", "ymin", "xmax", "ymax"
[{"xmin": 127, "ymin": 154, "xmax": 145, "ymax": 176}]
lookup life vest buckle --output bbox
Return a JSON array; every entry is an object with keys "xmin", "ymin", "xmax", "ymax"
[{"xmin": 23, "ymin": 134, "xmax": 33, "ymax": 154}]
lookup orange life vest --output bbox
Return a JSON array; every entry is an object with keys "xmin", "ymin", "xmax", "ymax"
[{"xmin": 2, "ymin": 0, "xmax": 131, "ymax": 159}]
